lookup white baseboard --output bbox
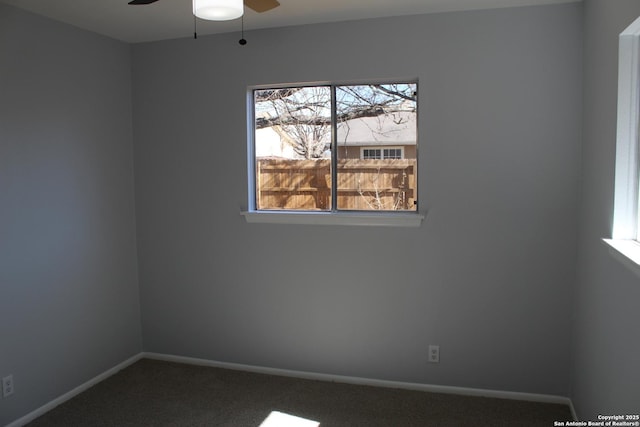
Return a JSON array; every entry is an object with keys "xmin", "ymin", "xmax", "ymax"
[
  {"xmin": 569, "ymin": 399, "xmax": 579, "ymax": 421},
  {"xmin": 5, "ymin": 353, "xmax": 143, "ymax": 427},
  {"xmin": 144, "ymin": 352, "xmax": 574, "ymax": 408},
  {"xmin": 7, "ymin": 351, "xmax": 578, "ymax": 426}
]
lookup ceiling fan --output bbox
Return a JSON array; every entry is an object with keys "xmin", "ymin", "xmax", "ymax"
[
  {"xmin": 128, "ymin": 0, "xmax": 280, "ymax": 15},
  {"xmin": 129, "ymin": 0, "xmax": 278, "ymax": 44}
]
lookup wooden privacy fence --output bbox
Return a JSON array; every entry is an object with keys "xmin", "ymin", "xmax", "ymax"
[{"xmin": 256, "ymin": 158, "xmax": 417, "ymax": 211}]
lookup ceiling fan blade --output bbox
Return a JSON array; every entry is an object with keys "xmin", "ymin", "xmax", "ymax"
[
  {"xmin": 128, "ymin": 0, "xmax": 159, "ymax": 4},
  {"xmin": 244, "ymin": 0, "xmax": 280, "ymax": 13}
]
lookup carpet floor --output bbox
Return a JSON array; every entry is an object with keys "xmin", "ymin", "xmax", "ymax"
[{"xmin": 26, "ymin": 358, "xmax": 572, "ymax": 426}]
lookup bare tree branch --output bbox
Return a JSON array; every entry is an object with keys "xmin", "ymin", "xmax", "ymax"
[
  {"xmin": 255, "ymin": 84, "xmax": 416, "ymax": 158},
  {"xmin": 256, "ymin": 104, "xmax": 414, "ymax": 129}
]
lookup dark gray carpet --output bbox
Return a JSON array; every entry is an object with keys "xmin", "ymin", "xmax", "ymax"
[{"xmin": 26, "ymin": 358, "xmax": 572, "ymax": 426}]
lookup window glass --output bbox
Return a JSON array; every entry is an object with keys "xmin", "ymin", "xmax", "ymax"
[
  {"xmin": 253, "ymin": 83, "xmax": 417, "ymax": 212},
  {"xmin": 362, "ymin": 149, "xmax": 381, "ymax": 160},
  {"xmin": 254, "ymin": 87, "xmax": 332, "ymax": 210},
  {"xmin": 336, "ymin": 84, "xmax": 417, "ymax": 211}
]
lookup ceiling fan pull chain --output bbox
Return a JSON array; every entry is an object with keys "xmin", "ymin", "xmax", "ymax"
[
  {"xmin": 239, "ymin": 14, "xmax": 247, "ymax": 45},
  {"xmin": 194, "ymin": 15, "xmax": 198, "ymax": 39}
]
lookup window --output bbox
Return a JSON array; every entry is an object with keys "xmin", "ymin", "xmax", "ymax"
[
  {"xmin": 384, "ymin": 148, "xmax": 403, "ymax": 159},
  {"xmin": 362, "ymin": 148, "xmax": 403, "ymax": 160},
  {"xmin": 605, "ymin": 15, "xmax": 640, "ymax": 275},
  {"xmin": 249, "ymin": 82, "xmax": 418, "ymax": 218},
  {"xmin": 362, "ymin": 149, "xmax": 381, "ymax": 160}
]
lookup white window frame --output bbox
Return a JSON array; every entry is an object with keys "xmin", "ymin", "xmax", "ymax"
[
  {"xmin": 604, "ymin": 16, "xmax": 640, "ymax": 277},
  {"xmin": 360, "ymin": 147, "xmax": 404, "ymax": 160},
  {"xmin": 241, "ymin": 80, "xmax": 424, "ymax": 227}
]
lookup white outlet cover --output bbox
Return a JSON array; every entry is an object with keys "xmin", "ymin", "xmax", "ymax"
[
  {"xmin": 2, "ymin": 375, "xmax": 14, "ymax": 397},
  {"xmin": 428, "ymin": 345, "xmax": 440, "ymax": 363}
]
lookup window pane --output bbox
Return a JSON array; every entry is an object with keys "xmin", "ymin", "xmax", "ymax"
[
  {"xmin": 335, "ymin": 84, "xmax": 417, "ymax": 211},
  {"xmin": 363, "ymin": 149, "xmax": 381, "ymax": 160},
  {"xmin": 254, "ymin": 87, "xmax": 332, "ymax": 210},
  {"xmin": 383, "ymin": 148, "xmax": 402, "ymax": 159}
]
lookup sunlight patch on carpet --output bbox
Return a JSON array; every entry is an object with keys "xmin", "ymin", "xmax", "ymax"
[{"xmin": 259, "ymin": 410, "xmax": 320, "ymax": 427}]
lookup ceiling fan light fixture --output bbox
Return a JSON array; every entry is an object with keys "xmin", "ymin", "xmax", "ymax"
[{"xmin": 193, "ymin": 0, "xmax": 243, "ymax": 21}]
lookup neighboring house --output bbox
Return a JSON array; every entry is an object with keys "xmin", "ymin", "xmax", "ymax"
[
  {"xmin": 255, "ymin": 110, "xmax": 417, "ymax": 160},
  {"xmin": 336, "ymin": 110, "xmax": 417, "ymax": 160},
  {"xmin": 254, "ymin": 125, "xmax": 304, "ymax": 158}
]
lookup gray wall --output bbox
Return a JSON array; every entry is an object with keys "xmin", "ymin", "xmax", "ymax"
[
  {"xmin": 132, "ymin": 3, "xmax": 582, "ymax": 396},
  {"xmin": 572, "ymin": 0, "xmax": 640, "ymax": 420},
  {"xmin": 0, "ymin": 4, "xmax": 141, "ymax": 425},
  {"xmin": 10, "ymin": 2, "xmax": 625, "ymax": 424}
]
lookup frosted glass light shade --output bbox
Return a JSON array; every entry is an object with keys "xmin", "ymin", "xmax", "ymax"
[{"xmin": 193, "ymin": 0, "xmax": 243, "ymax": 20}]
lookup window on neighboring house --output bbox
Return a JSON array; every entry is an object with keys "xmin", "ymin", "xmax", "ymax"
[
  {"xmin": 362, "ymin": 149, "xmax": 381, "ymax": 160},
  {"xmin": 250, "ymin": 82, "xmax": 418, "ymax": 213},
  {"xmin": 362, "ymin": 148, "xmax": 404, "ymax": 160},
  {"xmin": 384, "ymin": 148, "xmax": 403, "ymax": 159}
]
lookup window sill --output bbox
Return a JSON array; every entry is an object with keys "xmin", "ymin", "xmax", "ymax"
[
  {"xmin": 602, "ymin": 238, "xmax": 640, "ymax": 278},
  {"xmin": 240, "ymin": 210, "xmax": 425, "ymax": 227}
]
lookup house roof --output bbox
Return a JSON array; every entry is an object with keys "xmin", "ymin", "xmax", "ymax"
[
  {"xmin": 337, "ymin": 112, "xmax": 417, "ymax": 147},
  {"xmin": 255, "ymin": 111, "xmax": 416, "ymax": 158}
]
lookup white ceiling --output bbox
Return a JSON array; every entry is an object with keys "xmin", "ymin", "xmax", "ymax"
[{"xmin": 1, "ymin": 0, "xmax": 580, "ymax": 44}]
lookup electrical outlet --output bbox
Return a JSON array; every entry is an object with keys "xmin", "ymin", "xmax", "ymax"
[
  {"xmin": 428, "ymin": 345, "xmax": 440, "ymax": 363},
  {"xmin": 2, "ymin": 374, "xmax": 14, "ymax": 397}
]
